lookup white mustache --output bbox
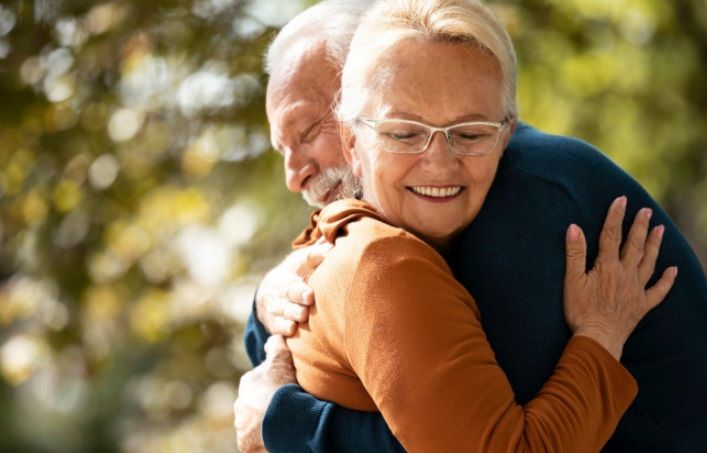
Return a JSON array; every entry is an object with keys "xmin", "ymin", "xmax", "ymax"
[{"xmin": 302, "ymin": 165, "xmax": 361, "ymax": 208}]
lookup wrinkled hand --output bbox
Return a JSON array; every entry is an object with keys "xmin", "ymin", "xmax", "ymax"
[
  {"xmin": 256, "ymin": 241, "xmax": 332, "ymax": 336},
  {"xmin": 235, "ymin": 335, "xmax": 297, "ymax": 453},
  {"xmin": 563, "ymin": 196, "xmax": 678, "ymax": 360}
]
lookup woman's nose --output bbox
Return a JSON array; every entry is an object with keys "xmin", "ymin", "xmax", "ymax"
[{"xmin": 426, "ymin": 131, "xmax": 454, "ymax": 157}]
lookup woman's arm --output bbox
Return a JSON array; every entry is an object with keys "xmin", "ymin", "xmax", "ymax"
[
  {"xmin": 343, "ymin": 201, "xmax": 673, "ymax": 452},
  {"xmin": 344, "ymin": 235, "xmax": 631, "ymax": 452}
]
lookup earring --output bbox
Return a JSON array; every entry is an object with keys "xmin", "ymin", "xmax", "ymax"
[{"xmin": 353, "ymin": 189, "xmax": 363, "ymax": 200}]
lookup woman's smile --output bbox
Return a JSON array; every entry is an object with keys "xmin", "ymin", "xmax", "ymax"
[{"xmin": 408, "ymin": 185, "xmax": 464, "ymax": 202}]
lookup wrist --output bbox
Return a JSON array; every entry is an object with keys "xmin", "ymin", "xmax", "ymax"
[{"xmin": 573, "ymin": 327, "xmax": 626, "ymax": 360}]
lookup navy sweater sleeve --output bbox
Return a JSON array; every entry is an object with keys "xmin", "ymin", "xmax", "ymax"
[
  {"xmin": 244, "ymin": 293, "xmax": 269, "ymax": 367},
  {"xmin": 264, "ymin": 385, "xmax": 404, "ymax": 453}
]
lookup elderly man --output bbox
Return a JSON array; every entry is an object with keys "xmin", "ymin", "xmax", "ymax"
[{"xmin": 236, "ymin": 1, "xmax": 707, "ymax": 452}]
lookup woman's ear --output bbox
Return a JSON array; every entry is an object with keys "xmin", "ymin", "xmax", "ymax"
[
  {"xmin": 340, "ymin": 123, "xmax": 363, "ymax": 178},
  {"xmin": 497, "ymin": 118, "xmax": 517, "ymax": 157}
]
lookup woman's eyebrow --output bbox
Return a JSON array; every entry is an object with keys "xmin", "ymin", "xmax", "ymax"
[{"xmin": 383, "ymin": 111, "xmax": 493, "ymax": 123}]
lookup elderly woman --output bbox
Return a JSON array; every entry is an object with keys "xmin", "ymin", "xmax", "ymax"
[{"xmin": 271, "ymin": 0, "xmax": 677, "ymax": 451}]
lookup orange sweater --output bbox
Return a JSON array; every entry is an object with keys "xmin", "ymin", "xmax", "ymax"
[{"xmin": 287, "ymin": 199, "xmax": 637, "ymax": 452}]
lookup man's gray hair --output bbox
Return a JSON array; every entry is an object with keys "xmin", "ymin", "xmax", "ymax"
[{"xmin": 265, "ymin": 0, "xmax": 373, "ymax": 75}]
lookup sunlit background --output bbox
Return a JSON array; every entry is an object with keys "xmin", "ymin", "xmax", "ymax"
[{"xmin": 0, "ymin": 0, "xmax": 705, "ymax": 451}]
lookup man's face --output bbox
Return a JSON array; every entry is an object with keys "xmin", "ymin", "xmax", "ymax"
[{"xmin": 266, "ymin": 42, "xmax": 355, "ymax": 208}]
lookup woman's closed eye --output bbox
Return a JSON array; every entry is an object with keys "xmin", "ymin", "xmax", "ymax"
[
  {"xmin": 451, "ymin": 131, "xmax": 485, "ymax": 143},
  {"xmin": 387, "ymin": 131, "xmax": 424, "ymax": 142}
]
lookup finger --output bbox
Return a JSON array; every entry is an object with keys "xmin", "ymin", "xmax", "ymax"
[
  {"xmin": 645, "ymin": 266, "xmax": 678, "ymax": 309},
  {"xmin": 270, "ymin": 318, "xmax": 297, "ymax": 337},
  {"xmin": 297, "ymin": 242, "xmax": 332, "ymax": 278},
  {"xmin": 264, "ymin": 335, "xmax": 295, "ymax": 371},
  {"xmin": 598, "ymin": 196, "xmax": 627, "ymax": 261},
  {"xmin": 264, "ymin": 334, "xmax": 289, "ymax": 358},
  {"xmin": 620, "ymin": 207, "xmax": 652, "ymax": 266},
  {"xmin": 283, "ymin": 301, "xmax": 309, "ymax": 323},
  {"xmin": 565, "ymin": 224, "xmax": 587, "ymax": 279},
  {"xmin": 286, "ymin": 282, "xmax": 315, "ymax": 306},
  {"xmin": 638, "ymin": 225, "xmax": 665, "ymax": 284}
]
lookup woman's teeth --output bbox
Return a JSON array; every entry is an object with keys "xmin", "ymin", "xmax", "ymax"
[{"xmin": 410, "ymin": 186, "xmax": 462, "ymax": 198}]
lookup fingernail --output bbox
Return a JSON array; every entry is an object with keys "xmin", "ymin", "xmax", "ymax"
[
  {"xmin": 568, "ymin": 224, "xmax": 580, "ymax": 241},
  {"xmin": 657, "ymin": 225, "xmax": 665, "ymax": 239},
  {"xmin": 671, "ymin": 266, "xmax": 679, "ymax": 278},
  {"xmin": 617, "ymin": 196, "xmax": 627, "ymax": 209},
  {"xmin": 643, "ymin": 208, "xmax": 653, "ymax": 220}
]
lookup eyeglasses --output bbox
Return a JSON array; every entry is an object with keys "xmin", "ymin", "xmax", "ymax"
[{"xmin": 356, "ymin": 117, "xmax": 508, "ymax": 156}]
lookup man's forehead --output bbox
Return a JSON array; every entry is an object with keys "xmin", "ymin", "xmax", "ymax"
[
  {"xmin": 268, "ymin": 41, "xmax": 327, "ymax": 88},
  {"xmin": 266, "ymin": 59, "xmax": 338, "ymax": 126}
]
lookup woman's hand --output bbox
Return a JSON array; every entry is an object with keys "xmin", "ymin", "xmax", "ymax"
[{"xmin": 563, "ymin": 196, "xmax": 678, "ymax": 360}]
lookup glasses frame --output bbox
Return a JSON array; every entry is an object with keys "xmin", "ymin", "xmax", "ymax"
[{"xmin": 356, "ymin": 117, "xmax": 509, "ymax": 156}]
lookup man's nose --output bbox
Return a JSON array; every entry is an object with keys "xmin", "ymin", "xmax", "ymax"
[{"xmin": 284, "ymin": 148, "xmax": 318, "ymax": 192}]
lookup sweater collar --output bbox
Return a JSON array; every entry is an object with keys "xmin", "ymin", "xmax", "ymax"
[{"xmin": 292, "ymin": 199, "xmax": 389, "ymax": 248}]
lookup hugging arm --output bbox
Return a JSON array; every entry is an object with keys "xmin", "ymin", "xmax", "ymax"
[
  {"xmin": 242, "ymin": 242, "xmax": 404, "ymax": 452},
  {"xmin": 264, "ymin": 385, "xmax": 404, "ymax": 453},
  {"xmin": 339, "ymin": 202, "xmax": 671, "ymax": 452},
  {"xmin": 244, "ymin": 243, "xmax": 331, "ymax": 366}
]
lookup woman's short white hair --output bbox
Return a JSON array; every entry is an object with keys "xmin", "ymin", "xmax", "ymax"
[
  {"xmin": 265, "ymin": 0, "xmax": 373, "ymax": 75},
  {"xmin": 338, "ymin": 0, "xmax": 518, "ymax": 121}
]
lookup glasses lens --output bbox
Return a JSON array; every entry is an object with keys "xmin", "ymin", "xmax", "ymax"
[
  {"xmin": 375, "ymin": 121, "xmax": 429, "ymax": 153},
  {"xmin": 449, "ymin": 123, "xmax": 500, "ymax": 155}
]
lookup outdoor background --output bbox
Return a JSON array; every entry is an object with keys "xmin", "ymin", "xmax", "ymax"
[{"xmin": 0, "ymin": 0, "xmax": 705, "ymax": 451}]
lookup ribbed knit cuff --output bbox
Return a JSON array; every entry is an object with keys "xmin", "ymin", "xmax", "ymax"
[{"xmin": 263, "ymin": 383, "xmax": 330, "ymax": 453}]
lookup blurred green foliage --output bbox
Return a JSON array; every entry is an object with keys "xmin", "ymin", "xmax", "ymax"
[{"xmin": 0, "ymin": 0, "xmax": 704, "ymax": 451}]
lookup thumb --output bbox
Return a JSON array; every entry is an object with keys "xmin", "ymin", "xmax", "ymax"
[
  {"xmin": 297, "ymin": 241, "xmax": 333, "ymax": 278},
  {"xmin": 264, "ymin": 335, "xmax": 291, "ymax": 362},
  {"xmin": 565, "ymin": 224, "xmax": 587, "ymax": 280}
]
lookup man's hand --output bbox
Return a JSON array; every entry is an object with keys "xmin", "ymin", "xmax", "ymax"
[
  {"xmin": 256, "ymin": 241, "xmax": 331, "ymax": 336},
  {"xmin": 235, "ymin": 335, "xmax": 297, "ymax": 453}
]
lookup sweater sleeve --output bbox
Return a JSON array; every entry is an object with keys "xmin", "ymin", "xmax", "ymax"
[
  {"xmin": 263, "ymin": 384, "xmax": 405, "ymax": 453},
  {"xmin": 244, "ymin": 291, "xmax": 269, "ymax": 367},
  {"xmin": 344, "ymin": 235, "xmax": 638, "ymax": 453}
]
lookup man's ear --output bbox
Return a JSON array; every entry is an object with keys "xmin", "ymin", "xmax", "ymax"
[{"xmin": 340, "ymin": 124, "xmax": 363, "ymax": 178}]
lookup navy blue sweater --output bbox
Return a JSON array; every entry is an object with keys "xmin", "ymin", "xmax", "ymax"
[{"xmin": 244, "ymin": 123, "xmax": 707, "ymax": 452}]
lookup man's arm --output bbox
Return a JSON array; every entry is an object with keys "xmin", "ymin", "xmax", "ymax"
[
  {"xmin": 240, "ymin": 243, "xmax": 404, "ymax": 452},
  {"xmin": 239, "ymin": 338, "xmax": 404, "ymax": 453},
  {"xmin": 264, "ymin": 385, "xmax": 404, "ymax": 453}
]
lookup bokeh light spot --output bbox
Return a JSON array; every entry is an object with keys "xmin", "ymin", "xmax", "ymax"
[
  {"xmin": 89, "ymin": 153, "xmax": 120, "ymax": 190},
  {"xmin": 108, "ymin": 108, "xmax": 144, "ymax": 142}
]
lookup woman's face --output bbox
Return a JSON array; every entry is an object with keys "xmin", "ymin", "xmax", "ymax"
[{"xmin": 347, "ymin": 39, "xmax": 514, "ymax": 246}]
